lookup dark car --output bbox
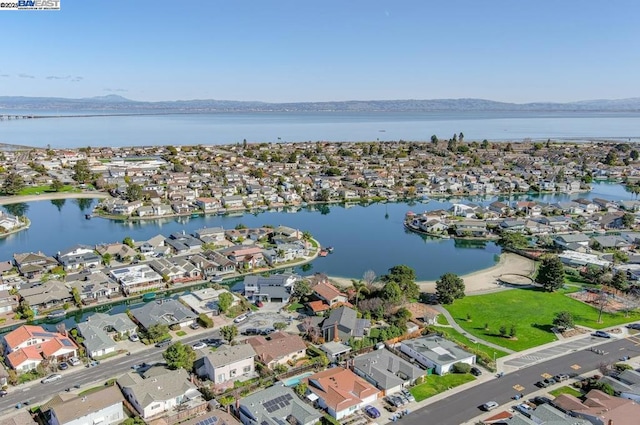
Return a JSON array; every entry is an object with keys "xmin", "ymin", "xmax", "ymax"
[
  {"xmin": 535, "ymin": 380, "xmax": 550, "ymax": 388},
  {"xmin": 592, "ymin": 331, "xmax": 611, "ymax": 338},
  {"xmin": 242, "ymin": 328, "xmax": 260, "ymax": 336},
  {"xmin": 58, "ymin": 362, "xmax": 69, "ymax": 370},
  {"xmin": 260, "ymin": 327, "xmax": 276, "ymax": 335},
  {"xmin": 626, "ymin": 323, "xmax": 640, "ymax": 330},
  {"xmin": 532, "ymin": 396, "xmax": 553, "ymax": 406},
  {"xmin": 155, "ymin": 338, "xmax": 172, "ymax": 348},
  {"xmin": 0, "ymin": 390, "xmax": 7, "ymax": 397},
  {"xmin": 470, "ymin": 367, "xmax": 482, "ymax": 376},
  {"xmin": 364, "ymin": 405, "xmax": 381, "ymax": 418}
]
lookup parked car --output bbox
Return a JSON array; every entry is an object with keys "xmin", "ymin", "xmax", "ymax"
[
  {"xmin": 626, "ymin": 323, "xmax": 640, "ymax": 330},
  {"xmin": 364, "ymin": 405, "xmax": 381, "ymax": 418},
  {"xmin": 385, "ymin": 395, "xmax": 403, "ymax": 408},
  {"xmin": 260, "ymin": 327, "xmax": 275, "ymax": 335},
  {"xmin": 255, "ymin": 300, "xmax": 264, "ymax": 308},
  {"xmin": 532, "ymin": 396, "xmax": 553, "ymax": 406},
  {"xmin": 0, "ymin": 390, "xmax": 7, "ymax": 397},
  {"xmin": 68, "ymin": 357, "xmax": 81, "ymax": 366},
  {"xmin": 155, "ymin": 338, "xmax": 172, "ymax": 348},
  {"xmin": 470, "ymin": 367, "xmax": 483, "ymax": 376},
  {"xmin": 189, "ymin": 322, "xmax": 200, "ymax": 330},
  {"xmin": 242, "ymin": 328, "xmax": 260, "ymax": 336},
  {"xmin": 544, "ymin": 378, "xmax": 557, "ymax": 386},
  {"xmin": 554, "ymin": 373, "xmax": 570, "ymax": 382},
  {"xmin": 41, "ymin": 374, "xmax": 63, "ymax": 384},
  {"xmin": 592, "ymin": 331, "xmax": 611, "ymax": 338},
  {"xmin": 482, "ymin": 401, "xmax": 499, "ymax": 411},
  {"xmin": 192, "ymin": 341, "xmax": 207, "ymax": 350},
  {"xmin": 129, "ymin": 334, "xmax": 140, "ymax": 342},
  {"xmin": 234, "ymin": 315, "xmax": 247, "ymax": 324},
  {"xmin": 400, "ymin": 389, "xmax": 415, "ymax": 402},
  {"xmin": 535, "ymin": 380, "xmax": 550, "ymax": 388},
  {"xmin": 203, "ymin": 338, "xmax": 223, "ymax": 348},
  {"xmin": 513, "ymin": 403, "xmax": 532, "ymax": 415},
  {"xmin": 58, "ymin": 362, "xmax": 69, "ymax": 370},
  {"xmin": 131, "ymin": 363, "xmax": 147, "ymax": 371}
]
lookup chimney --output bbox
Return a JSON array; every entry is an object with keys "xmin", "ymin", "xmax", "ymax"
[{"xmin": 388, "ymin": 357, "xmax": 394, "ymax": 372}]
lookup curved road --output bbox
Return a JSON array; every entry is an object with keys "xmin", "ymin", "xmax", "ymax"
[{"xmin": 402, "ymin": 337, "xmax": 640, "ymax": 425}]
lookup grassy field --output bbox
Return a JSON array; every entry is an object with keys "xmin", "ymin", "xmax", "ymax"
[
  {"xmin": 549, "ymin": 386, "xmax": 583, "ymax": 397},
  {"xmin": 17, "ymin": 185, "xmax": 80, "ymax": 195},
  {"xmin": 446, "ymin": 287, "xmax": 640, "ymax": 351},
  {"xmin": 410, "ymin": 373, "xmax": 475, "ymax": 402}
]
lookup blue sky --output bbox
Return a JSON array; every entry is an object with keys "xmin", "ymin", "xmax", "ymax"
[{"xmin": 1, "ymin": 0, "xmax": 638, "ymax": 103}]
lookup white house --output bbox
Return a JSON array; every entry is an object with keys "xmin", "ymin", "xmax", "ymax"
[
  {"xmin": 400, "ymin": 335, "xmax": 475, "ymax": 375},
  {"xmin": 197, "ymin": 344, "xmax": 256, "ymax": 389},
  {"xmin": 48, "ymin": 386, "xmax": 124, "ymax": 425}
]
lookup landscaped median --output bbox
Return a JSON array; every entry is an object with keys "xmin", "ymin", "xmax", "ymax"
[
  {"xmin": 445, "ymin": 286, "xmax": 640, "ymax": 351},
  {"xmin": 409, "ymin": 373, "xmax": 476, "ymax": 402}
]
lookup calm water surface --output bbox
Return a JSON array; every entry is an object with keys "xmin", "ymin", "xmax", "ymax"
[{"xmin": 1, "ymin": 111, "xmax": 640, "ymax": 148}]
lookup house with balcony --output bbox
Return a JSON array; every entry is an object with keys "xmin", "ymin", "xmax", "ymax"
[
  {"xmin": 56, "ymin": 245, "xmax": 101, "ymax": 271},
  {"xmin": 13, "ymin": 251, "xmax": 59, "ymax": 279},
  {"xmin": 197, "ymin": 344, "xmax": 256, "ymax": 390},
  {"xmin": 2, "ymin": 325, "xmax": 78, "ymax": 372},
  {"xmin": 110, "ymin": 264, "xmax": 164, "ymax": 295},
  {"xmin": 321, "ymin": 306, "xmax": 370, "ymax": 343},
  {"xmin": 19, "ymin": 281, "xmax": 73, "ymax": 311},
  {"xmin": 241, "ymin": 273, "xmax": 297, "ymax": 303},
  {"xmin": 224, "ymin": 246, "xmax": 265, "ymax": 271}
]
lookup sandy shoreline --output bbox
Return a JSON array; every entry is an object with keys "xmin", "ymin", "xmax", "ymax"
[
  {"xmin": 328, "ymin": 252, "xmax": 536, "ymax": 295},
  {"xmin": 0, "ymin": 191, "xmax": 108, "ymax": 206}
]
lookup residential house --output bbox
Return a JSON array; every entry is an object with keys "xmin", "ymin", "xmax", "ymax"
[
  {"xmin": 95, "ymin": 243, "xmax": 138, "ymax": 262},
  {"xmin": 13, "ymin": 252, "xmax": 59, "ymax": 279},
  {"xmin": 0, "ymin": 410, "xmax": 39, "ymax": 425},
  {"xmin": 453, "ymin": 220, "xmax": 488, "ymax": 237},
  {"xmin": 2, "ymin": 325, "xmax": 78, "ymax": 372},
  {"xmin": 246, "ymin": 331, "xmax": 307, "ymax": 370},
  {"xmin": 399, "ymin": 335, "xmax": 475, "ymax": 375},
  {"xmin": 0, "ymin": 289, "xmax": 18, "ymax": 314},
  {"xmin": 558, "ymin": 250, "xmax": 611, "ymax": 268},
  {"xmin": 197, "ymin": 344, "xmax": 256, "ymax": 389},
  {"xmin": 55, "ymin": 245, "xmax": 101, "ymax": 271},
  {"xmin": 591, "ymin": 235, "xmax": 632, "ymax": 250},
  {"xmin": 130, "ymin": 299, "xmax": 197, "ymax": 330},
  {"xmin": 492, "ymin": 403, "xmax": 590, "ymax": 425},
  {"xmin": 117, "ymin": 368, "xmax": 205, "ymax": 421},
  {"xmin": 110, "ymin": 264, "xmax": 164, "ymax": 295},
  {"xmin": 313, "ymin": 281, "xmax": 348, "ymax": 307},
  {"xmin": 553, "ymin": 389, "xmax": 640, "ymax": 425},
  {"xmin": 319, "ymin": 341, "xmax": 352, "ymax": 362},
  {"xmin": 554, "ymin": 233, "xmax": 591, "ymax": 250},
  {"xmin": 238, "ymin": 385, "xmax": 321, "ymax": 425},
  {"xmin": 179, "ymin": 288, "xmax": 238, "ymax": 316},
  {"xmin": 303, "ymin": 367, "xmax": 380, "ymax": 420},
  {"xmin": 19, "ymin": 281, "xmax": 73, "ymax": 311},
  {"xmin": 241, "ymin": 273, "xmax": 297, "ymax": 303},
  {"xmin": 194, "ymin": 198, "xmax": 221, "ymax": 212},
  {"xmin": 191, "ymin": 251, "xmax": 236, "ymax": 277},
  {"xmin": 352, "ymin": 349, "xmax": 426, "ymax": 395},
  {"xmin": 597, "ymin": 212, "xmax": 626, "ymax": 230},
  {"xmin": 136, "ymin": 234, "xmax": 169, "ymax": 257},
  {"xmin": 66, "ymin": 271, "xmax": 120, "ymax": 304},
  {"xmin": 221, "ymin": 195, "xmax": 244, "ymax": 209},
  {"xmin": 47, "ymin": 385, "xmax": 124, "ymax": 425},
  {"xmin": 77, "ymin": 312, "xmax": 137, "ymax": 358},
  {"xmin": 177, "ymin": 411, "xmax": 240, "ymax": 425},
  {"xmin": 321, "ymin": 306, "xmax": 370, "ymax": 343},
  {"xmin": 165, "ymin": 232, "xmax": 202, "ymax": 254},
  {"xmin": 194, "ymin": 227, "xmax": 226, "ymax": 243},
  {"xmin": 224, "ymin": 246, "xmax": 265, "ymax": 271}
]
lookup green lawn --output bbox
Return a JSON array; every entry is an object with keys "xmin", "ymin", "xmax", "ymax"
[
  {"xmin": 437, "ymin": 314, "xmax": 449, "ymax": 325},
  {"xmin": 549, "ymin": 386, "xmax": 582, "ymax": 397},
  {"xmin": 410, "ymin": 373, "xmax": 475, "ymax": 402},
  {"xmin": 287, "ymin": 302, "xmax": 304, "ymax": 312},
  {"xmin": 446, "ymin": 287, "xmax": 640, "ymax": 351},
  {"xmin": 17, "ymin": 185, "xmax": 79, "ymax": 195}
]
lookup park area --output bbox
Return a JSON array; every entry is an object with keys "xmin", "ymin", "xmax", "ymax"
[
  {"xmin": 409, "ymin": 373, "xmax": 476, "ymax": 402},
  {"xmin": 445, "ymin": 286, "xmax": 640, "ymax": 351}
]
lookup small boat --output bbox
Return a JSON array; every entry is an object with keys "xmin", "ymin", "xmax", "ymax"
[
  {"xmin": 191, "ymin": 212, "xmax": 200, "ymax": 218},
  {"xmin": 142, "ymin": 293, "xmax": 157, "ymax": 302},
  {"xmin": 47, "ymin": 310, "xmax": 66, "ymax": 319},
  {"xmin": 326, "ymin": 246, "xmax": 334, "ymax": 253},
  {"xmin": 85, "ymin": 214, "xmax": 92, "ymax": 220},
  {"xmin": 319, "ymin": 250, "xmax": 328, "ymax": 257}
]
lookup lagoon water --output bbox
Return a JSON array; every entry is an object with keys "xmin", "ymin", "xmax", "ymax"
[
  {"xmin": 1, "ymin": 111, "xmax": 640, "ymax": 148},
  {"xmin": 0, "ymin": 183, "xmax": 635, "ymax": 281}
]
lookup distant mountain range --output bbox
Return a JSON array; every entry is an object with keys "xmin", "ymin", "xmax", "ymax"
[{"xmin": 1, "ymin": 95, "xmax": 640, "ymax": 113}]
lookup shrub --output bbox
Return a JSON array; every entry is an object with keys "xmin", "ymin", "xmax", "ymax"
[
  {"xmin": 451, "ymin": 362, "xmax": 471, "ymax": 374},
  {"xmin": 198, "ymin": 313, "xmax": 213, "ymax": 328}
]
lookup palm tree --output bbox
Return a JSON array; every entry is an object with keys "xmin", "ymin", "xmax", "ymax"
[{"xmin": 351, "ymin": 279, "xmax": 369, "ymax": 312}]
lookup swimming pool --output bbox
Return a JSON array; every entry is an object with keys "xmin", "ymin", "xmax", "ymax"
[{"xmin": 281, "ymin": 371, "xmax": 313, "ymax": 387}]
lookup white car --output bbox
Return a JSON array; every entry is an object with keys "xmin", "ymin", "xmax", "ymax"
[
  {"xmin": 68, "ymin": 357, "xmax": 81, "ymax": 366},
  {"xmin": 41, "ymin": 374, "xmax": 63, "ymax": 384},
  {"xmin": 234, "ymin": 315, "xmax": 247, "ymax": 324},
  {"xmin": 482, "ymin": 401, "xmax": 499, "ymax": 411},
  {"xmin": 129, "ymin": 334, "xmax": 140, "ymax": 342},
  {"xmin": 192, "ymin": 341, "xmax": 207, "ymax": 350}
]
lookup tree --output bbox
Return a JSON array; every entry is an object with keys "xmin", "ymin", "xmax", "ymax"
[
  {"xmin": 292, "ymin": 280, "xmax": 312, "ymax": 299},
  {"xmin": 220, "ymin": 325, "xmax": 238, "ymax": 343},
  {"xmin": 537, "ymin": 255, "xmax": 565, "ymax": 292},
  {"xmin": 123, "ymin": 237, "xmax": 135, "ymax": 248},
  {"xmin": 1, "ymin": 172, "xmax": 25, "ymax": 195},
  {"xmin": 553, "ymin": 311, "xmax": 575, "ymax": 330},
  {"xmin": 622, "ymin": 213, "xmax": 635, "ymax": 228},
  {"xmin": 430, "ymin": 135, "xmax": 439, "ymax": 146},
  {"xmin": 381, "ymin": 281, "xmax": 403, "ymax": 304},
  {"xmin": 381, "ymin": 265, "xmax": 419, "ymax": 300},
  {"xmin": 102, "ymin": 253, "xmax": 112, "ymax": 266},
  {"xmin": 435, "ymin": 273, "xmax": 465, "ymax": 305},
  {"xmin": 145, "ymin": 323, "xmax": 170, "ymax": 342},
  {"xmin": 163, "ymin": 342, "xmax": 196, "ymax": 370},
  {"xmin": 611, "ymin": 270, "xmax": 629, "ymax": 292},
  {"xmin": 50, "ymin": 178, "xmax": 64, "ymax": 192},
  {"xmin": 126, "ymin": 183, "xmax": 143, "ymax": 201},
  {"xmin": 72, "ymin": 159, "xmax": 92, "ymax": 183},
  {"xmin": 294, "ymin": 382, "xmax": 308, "ymax": 397},
  {"xmin": 16, "ymin": 299, "xmax": 34, "ymax": 321},
  {"xmin": 497, "ymin": 232, "xmax": 529, "ymax": 249},
  {"xmin": 71, "ymin": 287, "xmax": 82, "ymax": 307},
  {"xmin": 217, "ymin": 292, "xmax": 234, "ymax": 313}
]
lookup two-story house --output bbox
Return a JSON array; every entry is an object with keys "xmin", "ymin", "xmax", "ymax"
[
  {"xmin": 3, "ymin": 325, "xmax": 78, "ymax": 372},
  {"xmin": 197, "ymin": 344, "xmax": 256, "ymax": 390},
  {"xmin": 245, "ymin": 332, "xmax": 307, "ymax": 370}
]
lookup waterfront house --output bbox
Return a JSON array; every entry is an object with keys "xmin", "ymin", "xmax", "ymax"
[
  {"xmin": 136, "ymin": 234, "xmax": 168, "ymax": 256},
  {"xmin": 66, "ymin": 271, "xmax": 120, "ymax": 304},
  {"xmin": 321, "ymin": 306, "xmax": 370, "ymax": 343},
  {"xmin": 117, "ymin": 367, "xmax": 206, "ymax": 421},
  {"xmin": 241, "ymin": 273, "xmax": 297, "ymax": 303},
  {"xmin": 197, "ymin": 344, "xmax": 256, "ymax": 389},
  {"xmin": 312, "ymin": 281, "xmax": 348, "ymax": 307},
  {"xmin": 453, "ymin": 220, "xmax": 488, "ymax": 237},
  {"xmin": 303, "ymin": 367, "xmax": 380, "ymax": 420},
  {"xmin": 0, "ymin": 211, "xmax": 22, "ymax": 232},
  {"xmin": 399, "ymin": 335, "xmax": 475, "ymax": 375},
  {"xmin": 19, "ymin": 281, "xmax": 73, "ymax": 311},
  {"xmin": 222, "ymin": 195, "xmax": 244, "ymax": 209},
  {"xmin": 95, "ymin": 243, "xmax": 138, "ymax": 262},
  {"xmin": 13, "ymin": 251, "xmax": 59, "ymax": 279},
  {"xmin": 245, "ymin": 331, "xmax": 307, "ymax": 370},
  {"xmin": 194, "ymin": 226, "xmax": 226, "ymax": 243},
  {"xmin": 77, "ymin": 312, "xmax": 137, "ymax": 358},
  {"xmin": 238, "ymin": 385, "xmax": 321, "ymax": 425},
  {"xmin": 46, "ymin": 384, "xmax": 124, "ymax": 425},
  {"xmin": 554, "ymin": 233, "xmax": 591, "ymax": 250},
  {"xmin": 130, "ymin": 299, "xmax": 197, "ymax": 330},
  {"xmin": 191, "ymin": 251, "xmax": 236, "ymax": 276},
  {"xmin": 194, "ymin": 197, "xmax": 221, "ymax": 212},
  {"xmin": 3, "ymin": 325, "xmax": 78, "ymax": 372},
  {"xmin": 620, "ymin": 200, "xmax": 640, "ymax": 212},
  {"xmin": 179, "ymin": 287, "xmax": 238, "ymax": 316},
  {"xmin": 224, "ymin": 246, "xmax": 265, "ymax": 271},
  {"xmin": 352, "ymin": 349, "xmax": 426, "ymax": 395},
  {"xmin": 109, "ymin": 264, "xmax": 164, "ymax": 295},
  {"xmin": 55, "ymin": 245, "xmax": 101, "ymax": 271}
]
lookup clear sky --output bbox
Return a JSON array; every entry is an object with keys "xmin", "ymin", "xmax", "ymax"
[{"xmin": 1, "ymin": 0, "xmax": 638, "ymax": 103}]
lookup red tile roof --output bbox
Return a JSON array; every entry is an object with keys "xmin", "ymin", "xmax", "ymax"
[
  {"xmin": 307, "ymin": 300, "xmax": 330, "ymax": 313},
  {"xmin": 313, "ymin": 282, "xmax": 346, "ymax": 302},
  {"xmin": 304, "ymin": 367, "xmax": 379, "ymax": 413},
  {"xmin": 3, "ymin": 325, "xmax": 55, "ymax": 350},
  {"xmin": 7, "ymin": 346, "xmax": 43, "ymax": 369}
]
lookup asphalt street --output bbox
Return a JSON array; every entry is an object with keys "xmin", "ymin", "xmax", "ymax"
[{"xmin": 402, "ymin": 336, "xmax": 640, "ymax": 425}]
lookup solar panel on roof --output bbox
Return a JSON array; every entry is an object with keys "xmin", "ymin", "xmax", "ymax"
[{"xmin": 61, "ymin": 339, "xmax": 74, "ymax": 347}]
